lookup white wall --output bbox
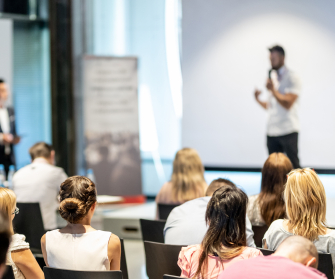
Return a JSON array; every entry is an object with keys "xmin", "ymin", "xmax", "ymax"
[
  {"xmin": 182, "ymin": 0, "xmax": 335, "ymax": 168},
  {"xmin": 0, "ymin": 19, "xmax": 12, "ymax": 104}
]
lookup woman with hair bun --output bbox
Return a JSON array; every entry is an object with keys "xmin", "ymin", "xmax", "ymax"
[{"xmin": 41, "ymin": 176, "xmax": 121, "ymax": 271}]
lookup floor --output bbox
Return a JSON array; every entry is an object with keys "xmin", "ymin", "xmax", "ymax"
[{"xmin": 124, "ymin": 239, "xmax": 148, "ymax": 279}]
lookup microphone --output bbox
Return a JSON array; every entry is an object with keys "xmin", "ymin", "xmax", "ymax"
[{"xmin": 268, "ymin": 69, "xmax": 272, "ymax": 79}]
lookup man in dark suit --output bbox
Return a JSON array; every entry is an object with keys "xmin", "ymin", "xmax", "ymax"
[{"xmin": 0, "ymin": 79, "xmax": 20, "ymax": 177}]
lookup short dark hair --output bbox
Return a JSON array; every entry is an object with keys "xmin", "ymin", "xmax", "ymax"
[
  {"xmin": 269, "ymin": 45, "xmax": 285, "ymax": 56},
  {"xmin": 205, "ymin": 178, "xmax": 236, "ymax": 196},
  {"xmin": 29, "ymin": 142, "xmax": 53, "ymax": 160},
  {"xmin": 0, "ymin": 212, "xmax": 10, "ymax": 266},
  {"xmin": 0, "ymin": 79, "xmax": 4, "ymax": 84}
]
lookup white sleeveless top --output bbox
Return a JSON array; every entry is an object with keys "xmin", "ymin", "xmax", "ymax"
[
  {"xmin": 46, "ymin": 230, "xmax": 112, "ymax": 271},
  {"xmin": 6, "ymin": 234, "xmax": 30, "ymax": 279}
]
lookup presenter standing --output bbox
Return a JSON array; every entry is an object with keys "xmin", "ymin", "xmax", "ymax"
[
  {"xmin": 0, "ymin": 79, "xmax": 20, "ymax": 177},
  {"xmin": 254, "ymin": 46, "xmax": 301, "ymax": 168}
]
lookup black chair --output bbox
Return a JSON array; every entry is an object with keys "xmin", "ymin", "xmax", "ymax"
[
  {"xmin": 258, "ymin": 248, "xmax": 274, "ymax": 256},
  {"xmin": 144, "ymin": 241, "xmax": 186, "ymax": 279},
  {"xmin": 34, "ymin": 254, "xmax": 46, "ymax": 270},
  {"xmin": 43, "ymin": 267, "xmax": 123, "ymax": 279},
  {"xmin": 158, "ymin": 204, "xmax": 179, "ymax": 220},
  {"xmin": 120, "ymin": 238, "xmax": 128, "ymax": 279},
  {"xmin": 163, "ymin": 275, "xmax": 183, "ymax": 279},
  {"xmin": 318, "ymin": 253, "xmax": 334, "ymax": 279},
  {"xmin": 252, "ymin": 225, "xmax": 268, "ymax": 248},
  {"xmin": 3, "ymin": 266, "xmax": 14, "ymax": 279},
  {"xmin": 140, "ymin": 219, "xmax": 166, "ymax": 243},
  {"xmin": 13, "ymin": 203, "xmax": 45, "ymax": 253}
]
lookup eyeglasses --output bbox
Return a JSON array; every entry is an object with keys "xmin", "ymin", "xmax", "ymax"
[{"xmin": 12, "ymin": 207, "xmax": 19, "ymax": 215}]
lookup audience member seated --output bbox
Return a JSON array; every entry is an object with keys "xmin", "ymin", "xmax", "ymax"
[
  {"xmin": 219, "ymin": 236, "xmax": 326, "ymax": 279},
  {"xmin": 41, "ymin": 176, "xmax": 121, "ymax": 271},
  {"xmin": 13, "ymin": 142, "xmax": 68, "ymax": 230},
  {"xmin": 178, "ymin": 185, "xmax": 262, "ymax": 279},
  {"xmin": 164, "ymin": 178, "xmax": 256, "ymax": 247},
  {"xmin": 263, "ymin": 168, "xmax": 335, "ymax": 272},
  {"xmin": 155, "ymin": 148, "xmax": 207, "ymax": 208},
  {"xmin": 0, "ymin": 213, "xmax": 10, "ymax": 279},
  {"xmin": 0, "ymin": 188, "xmax": 44, "ymax": 279},
  {"xmin": 247, "ymin": 153, "xmax": 293, "ymax": 226}
]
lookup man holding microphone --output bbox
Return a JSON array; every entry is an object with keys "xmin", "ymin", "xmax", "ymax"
[{"xmin": 255, "ymin": 45, "xmax": 301, "ymax": 168}]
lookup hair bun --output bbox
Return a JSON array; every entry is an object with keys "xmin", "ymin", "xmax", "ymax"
[{"xmin": 59, "ymin": 198, "xmax": 86, "ymax": 223}]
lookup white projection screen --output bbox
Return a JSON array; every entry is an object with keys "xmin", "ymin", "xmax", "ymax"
[{"xmin": 182, "ymin": 0, "xmax": 335, "ymax": 169}]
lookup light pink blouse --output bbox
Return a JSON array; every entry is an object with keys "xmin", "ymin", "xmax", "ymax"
[
  {"xmin": 178, "ymin": 245, "xmax": 263, "ymax": 279},
  {"xmin": 155, "ymin": 182, "xmax": 181, "ymax": 205}
]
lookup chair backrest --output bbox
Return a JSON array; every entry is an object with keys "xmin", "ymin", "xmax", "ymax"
[
  {"xmin": 158, "ymin": 204, "xmax": 179, "ymax": 220},
  {"xmin": 120, "ymin": 238, "xmax": 128, "ymax": 279},
  {"xmin": 43, "ymin": 267, "xmax": 123, "ymax": 279},
  {"xmin": 258, "ymin": 248, "xmax": 274, "ymax": 256},
  {"xmin": 318, "ymin": 253, "xmax": 334, "ymax": 279},
  {"xmin": 140, "ymin": 219, "xmax": 166, "ymax": 243},
  {"xmin": 163, "ymin": 275, "xmax": 183, "ymax": 279},
  {"xmin": 13, "ymin": 203, "xmax": 45, "ymax": 250},
  {"xmin": 144, "ymin": 241, "xmax": 186, "ymax": 279},
  {"xmin": 34, "ymin": 254, "xmax": 46, "ymax": 270},
  {"xmin": 3, "ymin": 266, "xmax": 14, "ymax": 279},
  {"xmin": 252, "ymin": 225, "xmax": 268, "ymax": 247}
]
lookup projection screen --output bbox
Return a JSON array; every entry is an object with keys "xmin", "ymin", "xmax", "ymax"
[{"xmin": 182, "ymin": 0, "xmax": 335, "ymax": 168}]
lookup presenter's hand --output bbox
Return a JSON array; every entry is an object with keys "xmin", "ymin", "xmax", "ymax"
[
  {"xmin": 254, "ymin": 89, "xmax": 262, "ymax": 100},
  {"xmin": 266, "ymin": 78, "xmax": 274, "ymax": 91},
  {"xmin": 3, "ymin": 134, "xmax": 13, "ymax": 144},
  {"xmin": 13, "ymin": 136, "xmax": 20, "ymax": 145}
]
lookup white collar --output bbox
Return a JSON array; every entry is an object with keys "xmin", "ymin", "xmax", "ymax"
[
  {"xmin": 276, "ymin": 65, "xmax": 287, "ymax": 78},
  {"xmin": 32, "ymin": 158, "xmax": 50, "ymax": 165}
]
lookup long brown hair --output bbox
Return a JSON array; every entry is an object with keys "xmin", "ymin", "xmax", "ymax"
[
  {"xmin": 194, "ymin": 185, "xmax": 248, "ymax": 279},
  {"xmin": 170, "ymin": 148, "xmax": 207, "ymax": 203},
  {"xmin": 285, "ymin": 168, "xmax": 327, "ymax": 241},
  {"xmin": 258, "ymin": 153, "xmax": 293, "ymax": 226}
]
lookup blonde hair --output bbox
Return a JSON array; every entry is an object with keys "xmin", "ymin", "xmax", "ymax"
[
  {"xmin": 0, "ymin": 188, "xmax": 16, "ymax": 234},
  {"xmin": 170, "ymin": 148, "xmax": 207, "ymax": 203},
  {"xmin": 284, "ymin": 168, "xmax": 327, "ymax": 241}
]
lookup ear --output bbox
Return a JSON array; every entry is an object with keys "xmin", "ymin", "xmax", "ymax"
[
  {"xmin": 305, "ymin": 257, "xmax": 317, "ymax": 268},
  {"xmin": 90, "ymin": 202, "xmax": 97, "ymax": 212},
  {"xmin": 50, "ymin": 150, "xmax": 55, "ymax": 162}
]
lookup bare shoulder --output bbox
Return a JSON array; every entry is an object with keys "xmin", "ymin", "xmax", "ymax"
[
  {"xmin": 41, "ymin": 234, "xmax": 46, "ymax": 244},
  {"xmin": 108, "ymin": 234, "xmax": 121, "ymax": 248}
]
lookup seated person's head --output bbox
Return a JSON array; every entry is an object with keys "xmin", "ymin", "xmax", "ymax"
[
  {"xmin": 0, "ymin": 188, "xmax": 17, "ymax": 235},
  {"xmin": 274, "ymin": 236, "xmax": 318, "ymax": 268},
  {"xmin": 285, "ymin": 168, "xmax": 327, "ymax": 241},
  {"xmin": 59, "ymin": 176, "xmax": 97, "ymax": 224},
  {"xmin": 259, "ymin": 152, "xmax": 293, "ymax": 226},
  {"xmin": 171, "ymin": 148, "xmax": 207, "ymax": 202},
  {"xmin": 205, "ymin": 178, "xmax": 235, "ymax": 196},
  {"xmin": 29, "ymin": 142, "xmax": 55, "ymax": 164},
  {"xmin": 195, "ymin": 185, "xmax": 248, "ymax": 278},
  {"xmin": 0, "ymin": 212, "xmax": 10, "ymax": 278}
]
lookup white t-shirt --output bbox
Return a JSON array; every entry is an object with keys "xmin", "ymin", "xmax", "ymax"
[
  {"xmin": 267, "ymin": 66, "xmax": 301, "ymax": 137},
  {"xmin": 13, "ymin": 158, "xmax": 68, "ymax": 230}
]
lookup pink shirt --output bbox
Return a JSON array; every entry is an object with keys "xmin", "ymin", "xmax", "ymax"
[
  {"xmin": 218, "ymin": 256, "xmax": 326, "ymax": 279},
  {"xmin": 178, "ymin": 245, "xmax": 263, "ymax": 279}
]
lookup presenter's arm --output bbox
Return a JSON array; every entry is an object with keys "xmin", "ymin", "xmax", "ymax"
[
  {"xmin": 266, "ymin": 79, "xmax": 298, "ymax": 110},
  {"xmin": 254, "ymin": 89, "xmax": 268, "ymax": 109}
]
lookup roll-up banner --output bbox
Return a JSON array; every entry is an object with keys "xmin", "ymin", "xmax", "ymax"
[{"xmin": 83, "ymin": 56, "xmax": 142, "ymax": 197}]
